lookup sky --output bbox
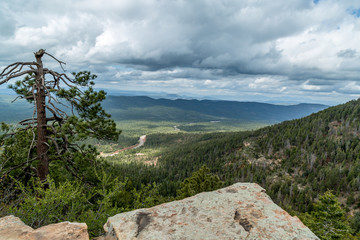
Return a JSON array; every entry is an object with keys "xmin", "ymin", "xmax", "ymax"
[{"xmin": 1, "ymin": 0, "xmax": 360, "ymax": 105}]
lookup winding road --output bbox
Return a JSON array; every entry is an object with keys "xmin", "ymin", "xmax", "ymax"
[
  {"xmin": 134, "ymin": 135, "xmax": 147, "ymax": 149},
  {"xmin": 99, "ymin": 135, "xmax": 147, "ymax": 157}
]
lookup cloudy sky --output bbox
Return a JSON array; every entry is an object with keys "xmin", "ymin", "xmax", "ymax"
[{"xmin": 1, "ymin": 0, "xmax": 360, "ymax": 105}]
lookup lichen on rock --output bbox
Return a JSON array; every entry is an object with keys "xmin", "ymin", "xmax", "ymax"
[{"xmin": 103, "ymin": 183, "xmax": 319, "ymax": 240}]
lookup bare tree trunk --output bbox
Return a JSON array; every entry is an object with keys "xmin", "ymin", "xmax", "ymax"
[
  {"xmin": 0, "ymin": 49, "xmax": 119, "ymax": 182},
  {"xmin": 35, "ymin": 49, "xmax": 49, "ymax": 181}
]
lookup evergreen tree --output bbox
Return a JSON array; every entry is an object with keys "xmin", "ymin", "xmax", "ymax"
[
  {"xmin": 301, "ymin": 191, "xmax": 352, "ymax": 240},
  {"xmin": 0, "ymin": 49, "xmax": 120, "ymax": 183},
  {"xmin": 176, "ymin": 165, "xmax": 222, "ymax": 199},
  {"xmin": 351, "ymin": 212, "xmax": 360, "ymax": 236}
]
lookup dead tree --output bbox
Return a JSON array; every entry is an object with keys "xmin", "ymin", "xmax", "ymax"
[{"xmin": 0, "ymin": 49, "xmax": 120, "ymax": 181}]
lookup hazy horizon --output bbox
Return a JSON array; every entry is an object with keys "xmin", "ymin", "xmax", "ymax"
[{"xmin": 0, "ymin": 87, "xmax": 333, "ymax": 106}]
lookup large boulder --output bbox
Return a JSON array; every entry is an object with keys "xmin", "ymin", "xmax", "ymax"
[
  {"xmin": 0, "ymin": 215, "xmax": 89, "ymax": 240},
  {"xmin": 103, "ymin": 183, "xmax": 319, "ymax": 240},
  {"xmin": 0, "ymin": 215, "xmax": 33, "ymax": 240}
]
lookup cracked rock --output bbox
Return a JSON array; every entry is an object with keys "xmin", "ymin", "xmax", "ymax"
[{"xmin": 103, "ymin": 183, "xmax": 319, "ymax": 240}]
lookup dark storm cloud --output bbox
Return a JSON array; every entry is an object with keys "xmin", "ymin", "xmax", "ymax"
[
  {"xmin": 1, "ymin": 0, "xmax": 360, "ymax": 104},
  {"xmin": 78, "ymin": 0, "xmax": 319, "ymax": 76}
]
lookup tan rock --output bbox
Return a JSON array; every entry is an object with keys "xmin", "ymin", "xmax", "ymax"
[
  {"xmin": 0, "ymin": 215, "xmax": 33, "ymax": 240},
  {"xmin": 0, "ymin": 215, "xmax": 89, "ymax": 240},
  {"xmin": 25, "ymin": 221, "xmax": 89, "ymax": 240},
  {"xmin": 103, "ymin": 183, "xmax": 319, "ymax": 240}
]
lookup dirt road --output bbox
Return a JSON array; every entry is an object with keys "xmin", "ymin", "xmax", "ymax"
[{"xmin": 99, "ymin": 135, "xmax": 147, "ymax": 157}]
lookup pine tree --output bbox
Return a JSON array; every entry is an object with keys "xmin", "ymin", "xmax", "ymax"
[
  {"xmin": 0, "ymin": 49, "xmax": 120, "ymax": 182},
  {"xmin": 301, "ymin": 191, "xmax": 352, "ymax": 240},
  {"xmin": 176, "ymin": 165, "xmax": 222, "ymax": 199}
]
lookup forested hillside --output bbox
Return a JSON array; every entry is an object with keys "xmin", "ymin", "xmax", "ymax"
[
  {"xmin": 253, "ymin": 99, "xmax": 360, "ymax": 211},
  {"xmin": 105, "ymin": 98, "xmax": 360, "ymax": 238},
  {"xmin": 126, "ymin": 99, "xmax": 360, "ymax": 210},
  {"xmin": 2, "ymin": 94, "xmax": 360, "ymax": 238}
]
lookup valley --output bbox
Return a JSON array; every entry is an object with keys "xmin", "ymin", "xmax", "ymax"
[
  {"xmin": 1, "ymin": 94, "xmax": 359, "ymax": 238},
  {"xmin": 92, "ymin": 97, "xmax": 360, "ymax": 238},
  {"xmin": 2, "ymin": 2, "xmax": 360, "ymax": 238}
]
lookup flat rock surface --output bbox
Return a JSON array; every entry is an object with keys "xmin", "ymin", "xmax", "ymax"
[
  {"xmin": 0, "ymin": 215, "xmax": 89, "ymax": 240},
  {"xmin": 104, "ymin": 183, "xmax": 319, "ymax": 240}
]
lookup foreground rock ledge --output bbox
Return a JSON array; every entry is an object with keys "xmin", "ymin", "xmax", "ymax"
[
  {"xmin": 0, "ymin": 215, "xmax": 89, "ymax": 240},
  {"xmin": 104, "ymin": 183, "xmax": 319, "ymax": 240}
]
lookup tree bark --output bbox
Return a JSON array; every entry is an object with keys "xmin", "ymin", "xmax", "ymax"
[{"xmin": 35, "ymin": 49, "xmax": 49, "ymax": 181}]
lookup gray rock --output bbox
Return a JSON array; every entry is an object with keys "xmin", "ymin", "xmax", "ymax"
[{"xmin": 103, "ymin": 183, "xmax": 319, "ymax": 240}]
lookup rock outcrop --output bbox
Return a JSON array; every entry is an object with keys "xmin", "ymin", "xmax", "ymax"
[
  {"xmin": 0, "ymin": 215, "xmax": 89, "ymax": 240},
  {"xmin": 103, "ymin": 183, "xmax": 319, "ymax": 240},
  {"xmin": 0, "ymin": 183, "xmax": 319, "ymax": 240}
]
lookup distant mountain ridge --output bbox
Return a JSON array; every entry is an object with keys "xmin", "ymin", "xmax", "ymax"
[
  {"xmin": 0, "ymin": 94, "xmax": 328, "ymax": 123},
  {"xmin": 102, "ymin": 95, "xmax": 328, "ymax": 123}
]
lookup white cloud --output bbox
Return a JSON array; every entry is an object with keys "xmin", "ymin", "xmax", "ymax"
[
  {"xmin": 340, "ymin": 81, "xmax": 360, "ymax": 93},
  {"xmin": 1, "ymin": 0, "xmax": 360, "ymax": 105},
  {"xmin": 302, "ymin": 80, "xmax": 322, "ymax": 90}
]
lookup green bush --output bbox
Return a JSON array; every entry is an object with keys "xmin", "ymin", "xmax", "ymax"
[
  {"xmin": 176, "ymin": 165, "xmax": 223, "ymax": 199},
  {"xmin": 300, "ymin": 191, "xmax": 352, "ymax": 240},
  {"xmin": 7, "ymin": 173, "xmax": 125, "ymax": 237},
  {"xmin": 8, "ymin": 178, "xmax": 88, "ymax": 228},
  {"xmin": 5, "ymin": 166, "xmax": 171, "ymax": 237}
]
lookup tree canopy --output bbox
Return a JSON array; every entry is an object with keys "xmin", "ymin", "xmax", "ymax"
[
  {"xmin": 0, "ymin": 49, "xmax": 120, "ymax": 184},
  {"xmin": 300, "ymin": 191, "xmax": 352, "ymax": 239}
]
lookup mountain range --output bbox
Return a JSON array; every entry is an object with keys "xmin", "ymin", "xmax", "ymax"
[
  {"xmin": 0, "ymin": 94, "xmax": 328, "ymax": 124},
  {"xmin": 102, "ymin": 95, "xmax": 328, "ymax": 123}
]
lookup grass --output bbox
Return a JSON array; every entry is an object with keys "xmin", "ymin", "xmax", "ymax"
[
  {"xmin": 97, "ymin": 119, "xmax": 268, "ymax": 166},
  {"xmin": 115, "ymin": 119, "xmax": 266, "ymax": 138}
]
